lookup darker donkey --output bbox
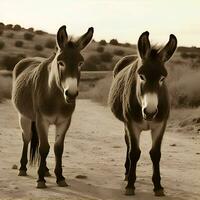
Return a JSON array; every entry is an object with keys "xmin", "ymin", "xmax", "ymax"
[
  {"xmin": 12, "ymin": 25, "xmax": 94, "ymax": 188},
  {"xmin": 108, "ymin": 31, "xmax": 177, "ymax": 196}
]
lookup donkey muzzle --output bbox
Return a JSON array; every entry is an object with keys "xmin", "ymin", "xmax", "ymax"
[
  {"xmin": 143, "ymin": 108, "xmax": 158, "ymax": 121},
  {"xmin": 64, "ymin": 90, "xmax": 79, "ymax": 104}
]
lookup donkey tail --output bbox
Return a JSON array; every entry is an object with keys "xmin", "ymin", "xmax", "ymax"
[{"xmin": 29, "ymin": 121, "xmax": 39, "ymax": 165}]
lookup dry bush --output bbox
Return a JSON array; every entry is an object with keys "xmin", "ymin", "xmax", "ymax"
[
  {"xmin": 86, "ymin": 75, "xmax": 112, "ymax": 105},
  {"xmin": 96, "ymin": 46, "xmax": 104, "ymax": 53},
  {"xmin": 6, "ymin": 32, "xmax": 14, "ymax": 38},
  {"xmin": 35, "ymin": 30, "xmax": 45, "ymax": 35},
  {"xmin": 99, "ymin": 40, "xmax": 107, "ymax": 46},
  {"xmin": 113, "ymin": 49, "xmax": 125, "ymax": 56},
  {"xmin": 1, "ymin": 54, "xmax": 26, "ymax": 71},
  {"xmin": 0, "ymin": 40, "xmax": 5, "ymax": 50},
  {"xmin": 0, "ymin": 71, "xmax": 12, "ymax": 102},
  {"xmin": 0, "ymin": 22, "xmax": 5, "ymax": 29},
  {"xmin": 24, "ymin": 32, "xmax": 34, "ymax": 40},
  {"xmin": 34, "ymin": 44, "xmax": 44, "ymax": 51},
  {"xmin": 100, "ymin": 52, "xmax": 113, "ymax": 62},
  {"xmin": 110, "ymin": 39, "xmax": 119, "ymax": 45},
  {"xmin": 5, "ymin": 24, "xmax": 13, "ymax": 30},
  {"xmin": 28, "ymin": 27, "xmax": 34, "ymax": 32},
  {"xmin": 13, "ymin": 24, "xmax": 22, "ymax": 31},
  {"xmin": 45, "ymin": 38, "xmax": 56, "ymax": 49},
  {"xmin": 82, "ymin": 55, "xmax": 101, "ymax": 71},
  {"xmin": 15, "ymin": 40, "xmax": 23, "ymax": 48},
  {"xmin": 0, "ymin": 29, "xmax": 3, "ymax": 36}
]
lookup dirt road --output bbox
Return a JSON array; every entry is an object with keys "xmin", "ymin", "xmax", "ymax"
[{"xmin": 0, "ymin": 100, "xmax": 199, "ymax": 200}]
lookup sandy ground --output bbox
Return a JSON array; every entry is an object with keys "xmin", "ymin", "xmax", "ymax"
[{"xmin": 0, "ymin": 99, "xmax": 199, "ymax": 200}]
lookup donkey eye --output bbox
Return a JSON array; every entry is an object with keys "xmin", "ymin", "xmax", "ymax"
[
  {"xmin": 78, "ymin": 61, "xmax": 84, "ymax": 66},
  {"xmin": 139, "ymin": 74, "xmax": 146, "ymax": 81},
  {"xmin": 58, "ymin": 61, "xmax": 65, "ymax": 68},
  {"xmin": 160, "ymin": 76, "xmax": 165, "ymax": 82}
]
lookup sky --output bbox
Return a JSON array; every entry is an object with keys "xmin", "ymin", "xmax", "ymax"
[{"xmin": 1, "ymin": 0, "xmax": 200, "ymax": 47}]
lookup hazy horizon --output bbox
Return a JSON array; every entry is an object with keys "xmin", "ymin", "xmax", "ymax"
[{"xmin": 1, "ymin": 0, "xmax": 200, "ymax": 47}]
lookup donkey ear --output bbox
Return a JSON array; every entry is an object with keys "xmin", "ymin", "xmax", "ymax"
[
  {"xmin": 57, "ymin": 25, "xmax": 68, "ymax": 49},
  {"xmin": 77, "ymin": 27, "xmax": 94, "ymax": 51},
  {"xmin": 159, "ymin": 34, "xmax": 177, "ymax": 62},
  {"xmin": 138, "ymin": 31, "xmax": 151, "ymax": 60}
]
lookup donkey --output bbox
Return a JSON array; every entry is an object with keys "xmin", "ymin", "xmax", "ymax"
[
  {"xmin": 12, "ymin": 25, "xmax": 94, "ymax": 188},
  {"xmin": 108, "ymin": 31, "xmax": 177, "ymax": 196}
]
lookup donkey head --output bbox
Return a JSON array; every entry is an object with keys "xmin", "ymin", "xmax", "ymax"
[
  {"xmin": 55, "ymin": 25, "xmax": 94, "ymax": 103},
  {"xmin": 136, "ymin": 31, "xmax": 177, "ymax": 121}
]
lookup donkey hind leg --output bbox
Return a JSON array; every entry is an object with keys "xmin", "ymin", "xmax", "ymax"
[
  {"xmin": 124, "ymin": 128, "xmax": 130, "ymax": 181},
  {"xmin": 125, "ymin": 123, "xmax": 141, "ymax": 196},
  {"xmin": 18, "ymin": 115, "xmax": 32, "ymax": 176},
  {"xmin": 54, "ymin": 117, "xmax": 71, "ymax": 187},
  {"xmin": 36, "ymin": 116, "xmax": 50, "ymax": 188},
  {"xmin": 150, "ymin": 122, "xmax": 166, "ymax": 196}
]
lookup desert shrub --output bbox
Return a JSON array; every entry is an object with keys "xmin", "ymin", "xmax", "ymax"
[
  {"xmin": 113, "ymin": 49, "xmax": 124, "ymax": 56},
  {"xmin": 0, "ymin": 40, "xmax": 5, "ymax": 49},
  {"xmin": 35, "ymin": 30, "xmax": 45, "ymax": 35},
  {"xmin": 1, "ymin": 54, "xmax": 26, "ymax": 71},
  {"xmin": 0, "ymin": 22, "xmax": 5, "ymax": 29},
  {"xmin": 122, "ymin": 42, "xmax": 131, "ymax": 47},
  {"xmin": 96, "ymin": 46, "xmax": 104, "ymax": 53},
  {"xmin": 34, "ymin": 44, "xmax": 43, "ymax": 51},
  {"xmin": 5, "ymin": 24, "xmax": 13, "ymax": 30},
  {"xmin": 0, "ymin": 71, "xmax": 12, "ymax": 101},
  {"xmin": 24, "ymin": 32, "xmax": 34, "ymax": 40},
  {"xmin": 6, "ymin": 32, "xmax": 14, "ymax": 38},
  {"xmin": 110, "ymin": 39, "xmax": 119, "ymax": 46},
  {"xmin": 15, "ymin": 40, "xmax": 23, "ymax": 48},
  {"xmin": 87, "ymin": 75, "xmax": 112, "ymax": 105},
  {"xmin": 28, "ymin": 27, "xmax": 34, "ymax": 32},
  {"xmin": 100, "ymin": 52, "xmax": 113, "ymax": 62},
  {"xmin": 13, "ymin": 24, "xmax": 22, "ymax": 31},
  {"xmin": 82, "ymin": 55, "xmax": 101, "ymax": 71},
  {"xmin": 99, "ymin": 40, "xmax": 107, "ymax": 46},
  {"xmin": 45, "ymin": 38, "xmax": 56, "ymax": 49},
  {"xmin": 0, "ymin": 29, "xmax": 3, "ymax": 36}
]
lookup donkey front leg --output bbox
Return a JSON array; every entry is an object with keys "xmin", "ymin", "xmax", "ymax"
[
  {"xmin": 124, "ymin": 128, "xmax": 130, "ymax": 181},
  {"xmin": 36, "ymin": 115, "xmax": 50, "ymax": 188},
  {"xmin": 150, "ymin": 122, "xmax": 166, "ymax": 196},
  {"xmin": 54, "ymin": 117, "xmax": 71, "ymax": 187},
  {"xmin": 125, "ymin": 122, "xmax": 141, "ymax": 196}
]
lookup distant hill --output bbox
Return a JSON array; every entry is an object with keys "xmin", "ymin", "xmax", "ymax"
[{"xmin": 0, "ymin": 22, "xmax": 199, "ymax": 71}]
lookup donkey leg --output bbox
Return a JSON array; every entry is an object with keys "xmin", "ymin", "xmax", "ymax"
[
  {"xmin": 18, "ymin": 116, "xmax": 32, "ymax": 176},
  {"xmin": 36, "ymin": 116, "xmax": 50, "ymax": 188},
  {"xmin": 125, "ymin": 123, "xmax": 141, "ymax": 195},
  {"xmin": 124, "ymin": 129, "xmax": 130, "ymax": 181},
  {"xmin": 54, "ymin": 118, "xmax": 71, "ymax": 187},
  {"xmin": 150, "ymin": 122, "xmax": 166, "ymax": 196}
]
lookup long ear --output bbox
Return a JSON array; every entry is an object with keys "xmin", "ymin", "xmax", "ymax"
[
  {"xmin": 76, "ymin": 27, "xmax": 94, "ymax": 51},
  {"xmin": 138, "ymin": 31, "xmax": 151, "ymax": 60},
  {"xmin": 57, "ymin": 25, "xmax": 68, "ymax": 49},
  {"xmin": 159, "ymin": 34, "xmax": 177, "ymax": 62}
]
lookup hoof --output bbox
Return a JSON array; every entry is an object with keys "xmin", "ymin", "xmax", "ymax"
[
  {"xmin": 44, "ymin": 171, "xmax": 51, "ymax": 177},
  {"xmin": 154, "ymin": 188, "xmax": 165, "ymax": 196},
  {"xmin": 124, "ymin": 175, "xmax": 128, "ymax": 181},
  {"xmin": 57, "ymin": 180, "xmax": 68, "ymax": 187},
  {"xmin": 125, "ymin": 188, "xmax": 135, "ymax": 196},
  {"xmin": 18, "ymin": 170, "xmax": 27, "ymax": 176},
  {"xmin": 37, "ymin": 181, "xmax": 47, "ymax": 189}
]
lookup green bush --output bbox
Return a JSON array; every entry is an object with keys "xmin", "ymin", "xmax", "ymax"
[
  {"xmin": 45, "ymin": 38, "xmax": 56, "ymax": 49},
  {"xmin": 96, "ymin": 46, "xmax": 104, "ymax": 53},
  {"xmin": 0, "ymin": 40, "xmax": 5, "ymax": 49},
  {"xmin": 100, "ymin": 52, "xmax": 113, "ymax": 62},
  {"xmin": 35, "ymin": 44, "xmax": 43, "ymax": 51},
  {"xmin": 24, "ymin": 32, "xmax": 34, "ymax": 40},
  {"xmin": 15, "ymin": 40, "xmax": 23, "ymax": 48}
]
